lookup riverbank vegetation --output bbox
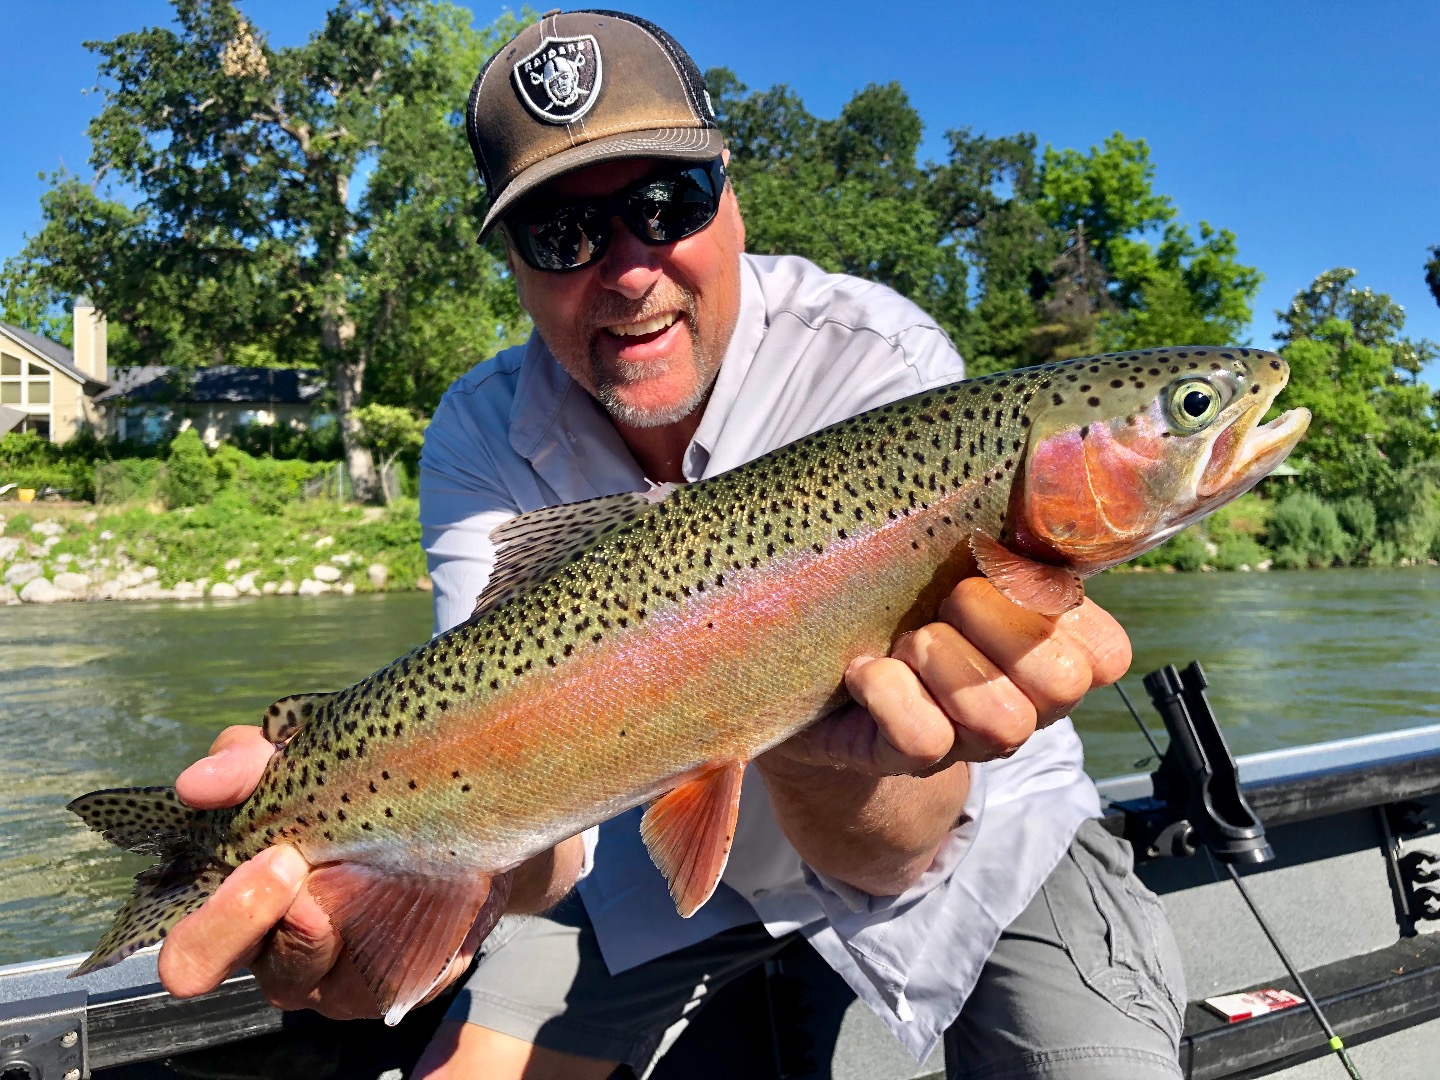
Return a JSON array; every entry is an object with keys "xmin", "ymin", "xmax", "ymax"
[{"xmin": 1, "ymin": 2, "xmax": 1437, "ymax": 589}]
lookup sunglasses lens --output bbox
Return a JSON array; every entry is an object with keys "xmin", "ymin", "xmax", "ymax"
[
  {"xmin": 626, "ymin": 165, "xmax": 721, "ymax": 243},
  {"xmin": 513, "ymin": 206, "xmax": 606, "ymax": 272},
  {"xmin": 509, "ymin": 159, "xmax": 724, "ymax": 271}
]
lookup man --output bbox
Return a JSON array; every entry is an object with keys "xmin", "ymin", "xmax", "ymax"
[{"xmin": 161, "ymin": 10, "xmax": 1186, "ymax": 1079}]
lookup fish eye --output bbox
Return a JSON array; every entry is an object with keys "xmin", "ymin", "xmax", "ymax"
[{"xmin": 1165, "ymin": 378, "xmax": 1222, "ymax": 431}]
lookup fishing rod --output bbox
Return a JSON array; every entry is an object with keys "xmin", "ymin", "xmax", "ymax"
[{"xmin": 1115, "ymin": 662, "xmax": 1364, "ymax": 1080}]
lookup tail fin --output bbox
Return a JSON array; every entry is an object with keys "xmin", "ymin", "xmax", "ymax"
[{"xmin": 67, "ymin": 786, "xmax": 230, "ymax": 975}]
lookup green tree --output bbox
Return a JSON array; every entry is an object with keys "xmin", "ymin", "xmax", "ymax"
[
  {"xmin": 1037, "ymin": 133, "xmax": 1262, "ymax": 350},
  {"xmin": 351, "ymin": 402, "xmax": 426, "ymax": 504},
  {"xmin": 2, "ymin": 1, "xmax": 528, "ymax": 499},
  {"xmin": 1275, "ymin": 268, "xmax": 1440, "ymax": 500}
]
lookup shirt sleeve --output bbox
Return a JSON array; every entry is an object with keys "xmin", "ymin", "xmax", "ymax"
[{"xmin": 417, "ymin": 388, "xmax": 521, "ymax": 636}]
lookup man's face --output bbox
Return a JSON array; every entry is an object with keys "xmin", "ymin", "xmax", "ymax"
[{"xmin": 507, "ymin": 157, "xmax": 745, "ymax": 431}]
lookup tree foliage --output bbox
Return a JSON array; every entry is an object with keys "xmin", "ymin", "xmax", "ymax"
[
  {"xmin": 1, "ymin": 1, "xmax": 530, "ymax": 499},
  {"xmin": 708, "ymin": 72, "xmax": 1263, "ymax": 376}
]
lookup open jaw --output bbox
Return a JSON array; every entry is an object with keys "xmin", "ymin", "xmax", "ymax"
[{"xmin": 1196, "ymin": 400, "xmax": 1311, "ymax": 500}]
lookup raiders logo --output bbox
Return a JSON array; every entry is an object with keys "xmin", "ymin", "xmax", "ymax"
[{"xmin": 512, "ymin": 34, "xmax": 603, "ymax": 124}]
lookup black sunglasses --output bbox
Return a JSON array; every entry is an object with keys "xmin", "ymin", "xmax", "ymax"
[{"xmin": 505, "ymin": 158, "xmax": 727, "ymax": 272}]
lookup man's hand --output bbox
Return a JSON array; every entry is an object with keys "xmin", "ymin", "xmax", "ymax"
[
  {"xmin": 755, "ymin": 577, "xmax": 1130, "ymax": 895},
  {"xmin": 769, "ymin": 576, "xmax": 1132, "ymax": 776},
  {"xmin": 159, "ymin": 727, "xmax": 583, "ymax": 1018}
]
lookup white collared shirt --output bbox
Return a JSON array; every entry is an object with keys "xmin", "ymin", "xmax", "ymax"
[{"xmin": 419, "ymin": 253, "xmax": 1101, "ymax": 1061}]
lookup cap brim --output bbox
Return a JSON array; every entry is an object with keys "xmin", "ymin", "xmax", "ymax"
[{"xmin": 478, "ymin": 126, "xmax": 725, "ymax": 242}]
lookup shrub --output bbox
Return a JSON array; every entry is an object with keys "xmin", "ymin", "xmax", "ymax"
[
  {"xmin": 1134, "ymin": 528, "xmax": 1208, "ymax": 571},
  {"xmin": 94, "ymin": 459, "xmax": 162, "ymax": 505},
  {"xmin": 158, "ymin": 429, "xmax": 216, "ymax": 509},
  {"xmin": 1212, "ymin": 535, "xmax": 1268, "ymax": 571},
  {"xmin": 1266, "ymin": 493, "xmax": 1351, "ymax": 568}
]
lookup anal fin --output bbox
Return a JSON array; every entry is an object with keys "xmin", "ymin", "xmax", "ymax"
[
  {"xmin": 971, "ymin": 533, "xmax": 1084, "ymax": 616},
  {"xmin": 640, "ymin": 761, "xmax": 746, "ymax": 918},
  {"xmin": 307, "ymin": 863, "xmax": 512, "ymax": 1025}
]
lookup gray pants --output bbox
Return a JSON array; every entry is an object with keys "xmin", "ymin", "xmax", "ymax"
[{"xmin": 447, "ymin": 820, "xmax": 1187, "ymax": 1079}]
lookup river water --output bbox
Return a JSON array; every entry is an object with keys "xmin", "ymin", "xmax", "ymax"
[{"xmin": 3, "ymin": 568, "xmax": 1438, "ymax": 966}]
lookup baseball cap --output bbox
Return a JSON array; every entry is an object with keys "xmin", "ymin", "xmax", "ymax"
[{"xmin": 467, "ymin": 9, "xmax": 724, "ymax": 241}]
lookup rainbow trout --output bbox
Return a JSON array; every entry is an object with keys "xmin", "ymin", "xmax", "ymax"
[{"xmin": 71, "ymin": 346, "xmax": 1308, "ymax": 1022}]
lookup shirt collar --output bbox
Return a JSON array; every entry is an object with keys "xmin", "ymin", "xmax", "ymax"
[{"xmin": 685, "ymin": 255, "xmax": 766, "ymax": 480}]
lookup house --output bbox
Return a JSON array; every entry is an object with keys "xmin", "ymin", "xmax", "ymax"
[
  {"xmin": 95, "ymin": 365, "xmax": 328, "ymax": 447},
  {"xmin": 0, "ymin": 299, "xmax": 110, "ymax": 442}
]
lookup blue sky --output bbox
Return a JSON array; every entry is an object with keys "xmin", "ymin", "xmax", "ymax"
[{"xmin": 3, "ymin": 2, "xmax": 1438, "ymax": 379}]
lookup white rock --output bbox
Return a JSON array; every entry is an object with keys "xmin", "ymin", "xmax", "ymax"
[
  {"xmin": 26, "ymin": 542, "xmax": 48, "ymax": 558},
  {"xmin": 340, "ymin": 582, "xmax": 356, "ymax": 595},
  {"xmin": 81, "ymin": 511, "xmax": 98, "ymax": 524},
  {"xmin": 277, "ymin": 580, "xmax": 297, "ymax": 596},
  {"xmin": 311, "ymin": 564, "xmax": 343, "ymax": 583},
  {"xmin": 140, "ymin": 565, "xmax": 159, "ymax": 581},
  {"xmin": 123, "ymin": 583, "xmax": 168, "ymax": 600},
  {"xmin": 298, "ymin": 578, "xmax": 331, "ymax": 595},
  {"xmin": 1256, "ymin": 559, "xmax": 1273, "ymax": 572},
  {"xmin": 53, "ymin": 571, "xmax": 91, "ymax": 592},
  {"xmin": 234, "ymin": 572, "xmax": 258, "ymax": 594},
  {"xmin": 330, "ymin": 552, "xmax": 354, "ymax": 566},
  {"xmin": 274, "ymin": 555, "xmax": 297, "ymax": 566},
  {"xmin": 55, "ymin": 552, "xmax": 74, "ymax": 565},
  {"xmin": 100, "ymin": 530, "xmax": 114, "ymax": 541},
  {"xmin": 224, "ymin": 558, "xmax": 243, "ymax": 572},
  {"xmin": 172, "ymin": 581, "xmax": 203, "ymax": 599},
  {"xmin": 262, "ymin": 581, "xmax": 278, "ymax": 595},
  {"xmin": 21, "ymin": 577, "xmax": 72, "ymax": 603},
  {"xmin": 31, "ymin": 520, "xmax": 64, "ymax": 537},
  {"xmin": 5, "ymin": 563, "xmax": 43, "ymax": 587},
  {"xmin": 0, "ymin": 537, "xmax": 22, "ymax": 560},
  {"xmin": 116, "ymin": 569, "xmax": 145, "ymax": 588},
  {"xmin": 0, "ymin": 584, "xmax": 18, "ymax": 605},
  {"xmin": 96, "ymin": 581, "xmax": 124, "ymax": 600},
  {"xmin": 210, "ymin": 582, "xmax": 240, "ymax": 599},
  {"xmin": 313, "ymin": 536, "xmax": 335, "ymax": 549},
  {"xmin": 367, "ymin": 564, "xmax": 389, "ymax": 589}
]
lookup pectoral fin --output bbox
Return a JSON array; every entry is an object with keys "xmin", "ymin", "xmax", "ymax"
[
  {"xmin": 640, "ymin": 761, "xmax": 746, "ymax": 918},
  {"xmin": 971, "ymin": 533, "xmax": 1084, "ymax": 616},
  {"xmin": 306, "ymin": 863, "xmax": 513, "ymax": 1026}
]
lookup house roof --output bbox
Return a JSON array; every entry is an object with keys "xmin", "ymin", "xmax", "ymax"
[
  {"xmin": 94, "ymin": 365, "xmax": 327, "ymax": 406},
  {"xmin": 0, "ymin": 320, "xmax": 104, "ymax": 389}
]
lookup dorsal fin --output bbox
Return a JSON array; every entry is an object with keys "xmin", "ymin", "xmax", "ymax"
[
  {"xmin": 472, "ymin": 484, "xmax": 677, "ymax": 618},
  {"xmin": 263, "ymin": 692, "xmax": 334, "ymax": 745}
]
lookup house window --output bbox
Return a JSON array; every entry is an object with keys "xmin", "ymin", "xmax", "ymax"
[{"xmin": 2, "ymin": 354, "xmax": 50, "ymax": 405}]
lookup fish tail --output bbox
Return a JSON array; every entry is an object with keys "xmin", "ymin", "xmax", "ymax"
[{"xmin": 67, "ymin": 786, "xmax": 230, "ymax": 975}]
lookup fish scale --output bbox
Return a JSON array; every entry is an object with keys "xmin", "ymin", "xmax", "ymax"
[{"xmin": 68, "ymin": 346, "xmax": 1310, "ymax": 1025}]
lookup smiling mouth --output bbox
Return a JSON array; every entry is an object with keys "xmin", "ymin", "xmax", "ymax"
[{"xmin": 605, "ymin": 312, "xmax": 679, "ymax": 339}]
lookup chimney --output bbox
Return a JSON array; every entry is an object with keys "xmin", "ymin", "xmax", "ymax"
[{"xmin": 72, "ymin": 297, "xmax": 107, "ymax": 384}]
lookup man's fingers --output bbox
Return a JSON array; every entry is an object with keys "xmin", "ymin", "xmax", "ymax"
[
  {"xmin": 175, "ymin": 725, "xmax": 275, "ymax": 809},
  {"xmin": 1054, "ymin": 597, "xmax": 1132, "ymax": 689},
  {"xmin": 159, "ymin": 844, "xmax": 307, "ymax": 998},
  {"xmin": 842, "ymin": 656, "xmax": 956, "ymax": 772},
  {"xmin": 888, "ymin": 622, "xmax": 1038, "ymax": 761},
  {"xmin": 939, "ymin": 578, "xmax": 1095, "ymax": 727}
]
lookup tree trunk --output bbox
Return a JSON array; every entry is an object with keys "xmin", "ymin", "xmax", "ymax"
[{"xmin": 324, "ymin": 306, "xmax": 379, "ymax": 503}]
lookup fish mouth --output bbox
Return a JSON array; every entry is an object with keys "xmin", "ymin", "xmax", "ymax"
[{"xmin": 1197, "ymin": 401, "xmax": 1311, "ymax": 498}]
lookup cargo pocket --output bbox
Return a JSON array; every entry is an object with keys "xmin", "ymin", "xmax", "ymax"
[{"xmin": 1044, "ymin": 820, "xmax": 1187, "ymax": 1049}]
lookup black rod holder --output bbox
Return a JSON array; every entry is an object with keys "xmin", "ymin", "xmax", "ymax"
[{"xmin": 1143, "ymin": 661, "xmax": 1273, "ymax": 866}]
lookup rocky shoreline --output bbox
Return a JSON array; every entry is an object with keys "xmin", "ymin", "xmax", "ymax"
[{"xmin": 0, "ymin": 510, "xmax": 426, "ymax": 606}]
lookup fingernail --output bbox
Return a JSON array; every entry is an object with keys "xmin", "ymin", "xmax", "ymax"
[
  {"xmin": 845, "ymin": 655, "xmax": 877, "ymax": 676},
  {"xmin": 260, "ymin": 845, "xmax": 307, "ymax": 889}
]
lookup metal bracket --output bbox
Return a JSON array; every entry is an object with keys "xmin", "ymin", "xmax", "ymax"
[{"xmin": 0, "ymin": 990, "xmax": 87, "ymax": 1080}]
